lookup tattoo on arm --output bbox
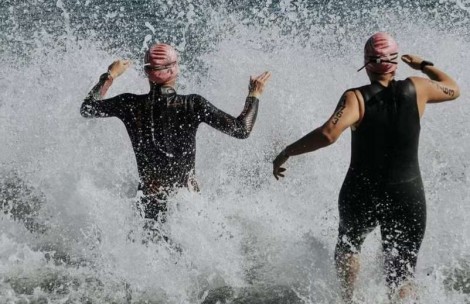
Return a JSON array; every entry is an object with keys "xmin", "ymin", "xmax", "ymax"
[
  {"xmin": 332, "ymin": 95, "xmax": 346, "ymax": 125},
  {"xmin": 427, "ymin": 79, "xmax": 455, "ymax": 97}
]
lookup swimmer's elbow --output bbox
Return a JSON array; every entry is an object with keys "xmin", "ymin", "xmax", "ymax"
[
  {"xmin": 235, "ymin": 130, "xmax": 251, "ymax": 139},
  {"xmin": 452, "ymin": 86, "xmax": 461, "ymax": 100},
  {"xmin": 444, "ymin": 80, "xmax": 460, "ymax": 100},
  {"xmin": 234, "ymin": 123, "xmax": 254, "ymax": 139},
  {"xmin": 324, "ymin": 133, "xmax": 338, "ymax": 145},
  {"xmin": 80, "ymin": 102, "xmax": 94, "ymax": 118},
  {"xmin": 80, "ymin": 109, "xmax": 90, "ymax": 118},
  {"xmin": 80, "ymin": 108, "xmax": 91, "ymax": 118},
  {"xmin": 320, "ymin": 127, "xmax": 338, "ymax": 145}
]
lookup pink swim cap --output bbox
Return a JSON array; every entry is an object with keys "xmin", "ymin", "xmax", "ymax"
[
  {"xmin": 359, "ymin": 32, "xmax": 399, "ymax": 74},
  {"xmin": 144, "ymin": 43, "xmax": 179, "ymax": 85}
]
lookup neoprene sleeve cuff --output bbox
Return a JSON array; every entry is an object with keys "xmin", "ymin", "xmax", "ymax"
[{"xmin": 246, "ymin": 96, "xmax": 259, "ymax": 103}]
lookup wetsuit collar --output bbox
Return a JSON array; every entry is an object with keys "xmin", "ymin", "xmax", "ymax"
[
  {"xmin": 150, "ymin": 85, "xmax": 177, "ymax": 96},
  {"xmin": 371, "ymin": 79, "xmax": 395, "ymax": 88}
]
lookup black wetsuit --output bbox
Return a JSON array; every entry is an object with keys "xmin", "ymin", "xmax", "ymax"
[
  {"xmin": 335, "ymin": 79, "xmax": 426, "ymax": 288},
  {"xmin": 81, "ymin": 73, "xmax": 259, "ymax": 220}
]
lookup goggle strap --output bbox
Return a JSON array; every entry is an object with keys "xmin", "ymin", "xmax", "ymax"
[{"xmin": 357, "ymin": 53, "xmax": 399, "ymax": 72}]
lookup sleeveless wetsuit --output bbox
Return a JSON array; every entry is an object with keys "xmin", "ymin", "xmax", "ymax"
[
  {"xmin": 335, "ymin": 79, "xmax": 426, "ymax": 288},
  {"xmin": 81, "ymin": 73, "xmax": 259, "ymax": 220}
]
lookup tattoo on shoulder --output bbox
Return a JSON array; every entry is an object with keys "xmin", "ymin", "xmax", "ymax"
[
  {"xmin": 427, "ymin": 79, "xmax": 455, "ymax": 97},
  {"xmin": 332, "ymin": 95, "xmax": 347, "ymax": 125}
]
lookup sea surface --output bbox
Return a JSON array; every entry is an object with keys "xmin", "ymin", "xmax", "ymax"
[{"xmin": 1, "ymin": 0, "xmax": 470, "ymax": 303}]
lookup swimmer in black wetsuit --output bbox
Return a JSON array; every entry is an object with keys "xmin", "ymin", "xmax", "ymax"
[
  {"xmin": 272, "ymin": 33, "xmax": 460, "ymax": 302},
  {"xmin": 81, "ymin": 43, "xmax": 271, "ymax": 222}
]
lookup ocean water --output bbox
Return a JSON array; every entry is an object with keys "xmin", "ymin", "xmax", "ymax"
[{"xmin": 1, "ymin": 0, "xmax": 469, "ymax": 303}]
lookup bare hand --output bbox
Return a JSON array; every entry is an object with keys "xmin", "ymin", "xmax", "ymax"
[
  {"xmin": 249, "ymin": 71, "xmax": 272, "ymax": 98},
  {"xmin": 273, "ymin": 150, "xmax": 289, "ymax": 180},
  {"xmin": 401, "ymin": 54, "xmax": 425, "ymax": 70},
  {"xmin": 108, "ymin": 59, "xmax": 131, "ymax": 79}
]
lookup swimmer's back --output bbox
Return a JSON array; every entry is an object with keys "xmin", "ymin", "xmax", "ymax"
[{"xmin": 350, "ymin": 79, "xmax": 420, "ymax": 183}]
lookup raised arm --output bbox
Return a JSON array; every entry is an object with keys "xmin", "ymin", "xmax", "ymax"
[
  {"xmin": 80, "ymin": 60, "xmax": 131, "ymax": 118},
  {"xmin": 401, "ymin": 54, "xmax": 460, "ymax": 112},
  {"xmin": 272, "ymin": 90, "xmax": 361, "ymax": 180},
  {"xmin": 197, "ymin": 71, "xmax": 271, "ymax": 139}
]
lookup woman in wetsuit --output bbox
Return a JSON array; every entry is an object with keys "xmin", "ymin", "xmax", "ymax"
[
  {"xmin": 272, "ymin": 32, "xmax": 460, "ymax": 302},
  {"xmin": 81, "ymin": 43, "xmax": 271, "ymax": 221}
]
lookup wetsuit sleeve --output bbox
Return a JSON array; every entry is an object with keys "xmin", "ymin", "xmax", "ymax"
[
  {"xmin": 80, "ymin": 73, "xmax": 129, "ymax": 118},
  {"xmin": 194, "ymin": 95, "xmax": 259, "ymax": 139}
]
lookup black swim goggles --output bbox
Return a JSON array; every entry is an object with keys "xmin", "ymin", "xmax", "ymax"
[
  {"xmin": 357, "ymin": 53, "xmax": 398, "ymax": 72},
  {"xmin": 144, "ymin": 61, "xmax": 177, "ymax": 71}
]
